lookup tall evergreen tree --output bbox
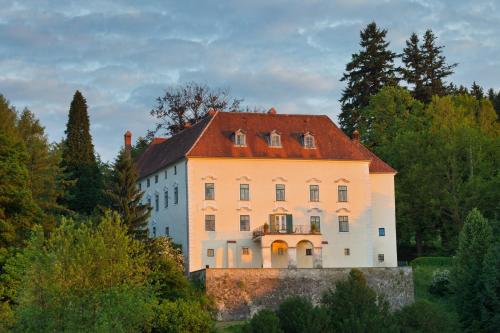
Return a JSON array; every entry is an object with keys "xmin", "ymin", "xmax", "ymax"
[
  {"xmin": 61, "ymin": 91, "xmax": 103, "ymax": 214},
  {"xmin": 487, "ymin": 88, "xmax": 500, "ymax": 119},
  {"xmin": 401, "ymin": 33, "xmax": 427, "ymax": 101},
  {"xmin": 106, "ymin": 148, "xmax": 151, "ymax": 240},
  {"xmin": 452, "ymin": 209, "xmax": 492, "ymax": 331},
  {"xmin": 471, "ymin": 81, "xmax": 484, "ymax": 100},
  {"xmin": 338, "ymin": 22, "xmax": 398, "ymax": 136},
  {"xmin": 481, "ymin": 240, "xmax": 500, "ymax": 333},
  {"xmin": 419, "ymin": 30, "xmax": 457, "ymax": 102}
]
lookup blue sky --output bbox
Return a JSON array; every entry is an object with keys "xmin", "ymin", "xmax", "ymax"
[{"xmin": 1, "ymin": 0, "xmax": 499, "ymax": 161}]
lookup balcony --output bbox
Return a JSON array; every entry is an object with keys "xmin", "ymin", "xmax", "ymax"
[{"xmin": 252, "ymin": 223, "xmax": 321, "ymax": 240}]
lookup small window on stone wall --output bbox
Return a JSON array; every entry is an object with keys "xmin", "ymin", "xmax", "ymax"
[
  {"xmin": 344, "ymin": 248, "xmax": 350, "ymax": 256},
  {"xmin": 207, "ymin": 249, "xmax": 215, "ymax": 257},
  {"xmin": 305, "ymin": 248, "xmax": 312, "ymax": 256},
  {"xmin": 378, "ymin": 254, "xmax": 385, "ymax": 262}
]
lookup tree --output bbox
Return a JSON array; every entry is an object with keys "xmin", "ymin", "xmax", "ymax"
[
  {"xmin": 338, "ymin": 22, "xmax": 398, "ymax": 136},
  {"xmin": 470, "ymin": 81, "xmax": 484, "ymax": 100},
  {"xmin": 322, "ymin": 269, "xmax": 396, "ymax": 333},
  {"xmin": 61, "ymin": 90, "xmax": 103, "ymax": 214},
  {"xmin": 243, "ymin": 309, "xmax": 282, "ymax": 333},
  {"xmin": 401, "ymin": 33, "xmax": 427, "ymax": 102},
  {"xmin": 452, "ymin": 209, "xmax": 492, "ymax": 331},
  {"xmin": 486, "ymin": 88, "xmax": 500, "ymax": 119},
  {"xmin": 106, "ymin": 148, "xmax": 151, "ymax": 240},
  {"xmin": 13, "ymin": 212, "xmax": 155, "ymax": 332},
  {"xmin": 150, "ymin": 82, "xmax": 242, "ymax": 136},
  {"xmin": 151, "ymin": 299, "xmax": 214, "ymax": 333},
  {"xmin": 277, "ymin": 296, "xmax": 329, "ymax": 333},
  {"xmin": 419, "ymin": 30, "xmax": 457, "ymax": 103},
  {"xmin": 394, "ymin": 300, "xmax": 457, "ymax": 333},
  {"xmin": 480, "ymin": 240, "xmax": 500, "ymax": 333}
]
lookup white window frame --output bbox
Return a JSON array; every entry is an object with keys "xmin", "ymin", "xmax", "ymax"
[
  {"xmin": 234, "ymin": 130, "xmax": 246, "ymax": 146},
  {"xmin": 303, "ymin": 133, "xmax": 315, "ymax": 149},
  {"xmin": 269, "ymin": 130, "xmax": 281, "ymax": 147}
]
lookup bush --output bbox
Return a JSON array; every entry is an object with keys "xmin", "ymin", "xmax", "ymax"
[
  {"xmin": 243, "ymin": 309, "xmax": 282, "ymax": 333},
  {"xmin": 277, "ymin": 296, "xmax": 329, "ymax": 333},
  {"xmin": 411, "ymin": 257, "xmax": 453, "ymax": 267},
  {"xmin": 395, "ymin": 300, "xmax": 458, "ymax": 333},
  {"xmin": 428, "ymin": 269, "xmax": 451, "ymax": 296},
  {"xmin": 152, "ymin": 299, "xmax": 214, "ymax": 333}
]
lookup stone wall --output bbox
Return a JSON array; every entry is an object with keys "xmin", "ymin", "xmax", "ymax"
[{"xmin": 191, "ymin": 267, "xmax": 414, "ymax": 321}]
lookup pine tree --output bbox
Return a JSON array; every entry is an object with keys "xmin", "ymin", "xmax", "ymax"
[
  {"xmin": 452, "ymin": 209, "xmax": 492, "ymax": 331},
  {"xmin": 487, "ymin": 88, "xmax": 500, "ymax": 119},
  {"xmin": 401, "ymin": 33, "xmax": 427, "ymax": 101},
  {"xmin": 419, "ymin": 30, "xmax": 457, "ymax": 103},
  {"xmin": 106, "ymin": 148, "xmax": 151, "ymax": 240},
  {"xmin": 339, "ymin": 22, "xmax": 398, "ymax": 136},
  {"xmin": 471, "ymin": 81, "xmax": 484, "ymax": 100},
  {"xmin": 61, "ymin": 91, "xmax": 103, "ymax": 214},
  {"xmin": 481, "ymin": 240, "xmax": 500, "ymax": 333}
]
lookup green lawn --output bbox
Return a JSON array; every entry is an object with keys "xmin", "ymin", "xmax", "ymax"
[{"xmin": 215, "ymin": 320, "xmax": 246, "ymax": 333}]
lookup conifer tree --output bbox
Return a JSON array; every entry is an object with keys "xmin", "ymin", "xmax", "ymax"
[
  {"xmin": 61, "ymin": 90, "xmax": 103, "ymax": 214},
  {"xmin": 470, "ymin": 81, "xmax": 484, "ymax": 100},
  {"xmin": 481, "ymin": 240, "xmax": 500, "ymax": 333},
  {"xmin": 339, "ymin": 22, "xmax": 398, "ymax": 136},
  {"xmin": 452, "ymin": 209, "xmax": 492, "ymax": 331},
  {"xmin": 106, "ymin": 148, "xmax": 151, "ymax": 240},
  {"xmin": 401, "ymin": 33, "xmax": 427, "ymax": 101}
]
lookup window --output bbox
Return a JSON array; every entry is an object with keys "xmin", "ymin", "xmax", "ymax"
[
  {"xmin": 240, "ymin": 215, "xmax": 250, "ymax": 231},
  {"xmin": 269, "ymin": 131, "xmax": 281, "ymax": 147},
  {"xmin": 147, "ymin": 178, "xmax": 150, "ymax": 187},
  {"xmin": 147, "ymin": 197, "xmax": 151, "ymax": 207},
  {"xmin": 138, "ymin": 182, "xmax": 142, "ymax": 191},
  {"xmin": 305, "ymin": 248, "xmax": 312, "ymax": 256},
  {"xmin": 310, "ymin": 216, "xmax": 320, "ymax": 232},
  {"xmin": 165, "ymin": 226, "xmax": 169, "ymax": 236},
  {"xmin": 174, "ymin": 186, "xmax": 178, "ymax": 204},
  {"xmin": 234, "ymin": 131, "xmax": 246, "ymax": 146},
  {"xmin": 338, "ymin": 185, "xmax": 348, "ymax": 202},
  {"xmin": 207, "ymin": 249, "xmax": 214, "ymax": 257},
  {"xmin": 174, "ymin": 166, "xmax": 177, "ymax": 175},
  {"xmin": 164, "ymin": 170, "xmax": 168, "ymax": 179},
  {"xmin": 155, "ymin": 175, "xmax": 158, "ymax": 183},
  {"xmin": 339, "ymin": 216, "xmax": 349, "ymax": 232},
  {"xmin": 303, "ymin": 134, "xmax": 315, "ymax": 149},
  {"xmin": 378, "ymin": 254, "xmax": 385, "ymax": 263},
  {"xmin": 152, "ymin": 226, "xmax": 156, "ymax": 237},
  {"xmin": 205, "ymin": 183, "xmax": 215, "ymax": 200},
  {"xmin": 276, "ymin": 184, "xmax": 285, "ymax": 201},
  {"xmin": 205, "ymin": 215, "xmax": 215, "ymax": 231},
  {"xmin": 164, "ymin": 191, "xmax": 168, "ymax": 208},
  {"xmin": 309, "ymin": 185, "xmax": 319, "ymax": 202},
  {"xmin": 277, "ymin": 248, "xmax": 284, "ymax": 255},
  {"xmin": 242, "ymin": 247, "xmax": 250, "ymax": 255},
  {"xmin": 155, "ymin": 194, "xmax": 159, "ymax": 212},
  {"xmin": 379, "ymin": 228, "xmax": 386, "ymax": 236},
  {"xmin": 240, "ymin": 184, "xmax": 249, "ymax": 201},
  {"xmin": 344, "ymin": 248, "xmax": 350, "ymax": 256}
]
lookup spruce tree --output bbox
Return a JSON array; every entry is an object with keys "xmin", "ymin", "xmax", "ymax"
[
  {"xmin": 106, "ymin": 148, "xmax": 151, "ymax": 240},
  {"xmin": 470, "ymin": 81, "xmax": 484, "ymax": 100},
  {"xmin": 61, "ymin": 91, "xmax": 103, "ymax": 214},
  {"xmin": 452, "ymin": 209, "xmax": 492, "ymax": 331},
  {"xmin": 339, "ymin": 22, "xmax": 398, "ymax": 136},
  {"xmin": 420, "ymin": 30, "xmax": 457, "ymax": 102},
  {"xmin": 401, "ymin": 33, "xmax": 427, "ymax": 101},
  {"xmin": 481, "ymin": 240, "xmax": 500, "ymax": 333}
]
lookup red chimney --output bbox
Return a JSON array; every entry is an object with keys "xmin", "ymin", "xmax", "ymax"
[
  {"xmin": 267, "ymin": 107, "xmax": 277, "ymax": 115},
  {"xmin": 124, "ymin": 130, "xmax": 132, "ymax": 148},
  {"xmin": 352, "ymin": 129, "xmax": 360, "ymax": 142},
  {"xmin": 208, "ymin": 108, "xmax": 217, "ymax": 116}
]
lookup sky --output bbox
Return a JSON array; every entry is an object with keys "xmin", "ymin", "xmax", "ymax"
[{"xmin": 1, "ymin": 0, "xmax": 499, "ymax": 161}]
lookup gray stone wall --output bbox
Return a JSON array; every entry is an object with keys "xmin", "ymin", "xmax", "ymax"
[{"xmin": 191, "ymin": 267, "xmax": 414, "ymax": 321}]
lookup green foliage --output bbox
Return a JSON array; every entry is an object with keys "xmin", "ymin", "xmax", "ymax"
[
  {"xmin": 276, "ymin": 296, "xmax": 328, "ymax": 333},
  {"xmin": 452, "ymin": 209, "xmax": 493, "ymax": 331},
  {"xmin": 428, "ymin": 269, "xmax": 451, "ymax": 296},
  {"xmin": 151, "ymin": 299, "xmax": 214, "ymax": 333},
  {"xmin": 13, "ymin": 212, "xmax": 155, "ymax": 332},
  {"xmin": 242, "ymin": 309, "xmax": 282, "ymax": 333},
  {"xmin": 339, "ymin": 22, "xmax": 398, "ymax": 136},
  {"xmin": 61, "ymin": 90, "xmax": 104, "ymax": 214},
  {"xmin": 322, "ymin": 269, "xmax": 396, "ymax": 333},
  {"xmin": 394, "ymin": 300, "xmax": 458, "ymax": 333},
  {"xmin": 106, "ymin": 148, "xmax": 151, "ymax": 240},
  {"xmin": 480, "ymin": 240, "xmax": 500, "ymax": 333}
]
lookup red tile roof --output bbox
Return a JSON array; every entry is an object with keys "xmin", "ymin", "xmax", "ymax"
[{"xmin": 135, "ymin": 111, "xmax": 395, "ymax": 178}]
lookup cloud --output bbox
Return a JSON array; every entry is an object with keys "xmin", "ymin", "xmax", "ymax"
[{"xmin": 0, "ymin": 0, "xmax": 499, "ymax": 160}]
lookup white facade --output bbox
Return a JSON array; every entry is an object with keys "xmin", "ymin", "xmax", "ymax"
[{"xmin": 141, "ymin": 157, "xmax": 398, "ymax": 272}]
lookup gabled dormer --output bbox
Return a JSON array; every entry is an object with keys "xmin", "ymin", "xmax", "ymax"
[
  {"xmin": 233, "ymin": 129, "xmax": 246, "ymax": 146},
  {"xmin": 268, "ymin": 130, "xmax": 281, "ymax": 148},
  {"xmin": 302, "ymin": 131, "xmax": 315, "ymax": 149}
]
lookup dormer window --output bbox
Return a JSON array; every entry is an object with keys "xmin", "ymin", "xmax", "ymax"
[
  {"xmin": 303, "ymin": 132, "xmax": 315, "ymax": 149},
  {"xmin": 234, "ymin": 129, "xmax": 246, "ymax": 146},
  {"xmin": 269, "ymin": 130, "xmax": 281, "ymax": 147}
]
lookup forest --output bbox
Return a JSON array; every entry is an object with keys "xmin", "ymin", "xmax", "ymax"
[{"xmin": 0, "ymin": 21, "xmax": 499, "ymax": 332}]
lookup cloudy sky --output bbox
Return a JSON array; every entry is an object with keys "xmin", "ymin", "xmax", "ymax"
[{"xmin": 1, "ymin": 0, "xmax": 499, "ymax": 161}]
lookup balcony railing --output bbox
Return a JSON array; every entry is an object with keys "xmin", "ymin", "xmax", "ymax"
[{"xmin": 252, "ymin": 223, "xmax": 321, "ymax": 239}]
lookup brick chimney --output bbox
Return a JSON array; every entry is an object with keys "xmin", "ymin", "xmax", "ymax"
[
  {"xmin": 352, "ymin": 129, "xmax": 360, "ymax": 142},
  {"xmin": 124, "ymin": 130, "xmax": 132, "ymax": 151}
]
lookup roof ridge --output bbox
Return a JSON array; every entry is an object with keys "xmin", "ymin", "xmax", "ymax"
[{"xmin": 186, "ymin": 110, "xmax": 219, "ymax": 156}]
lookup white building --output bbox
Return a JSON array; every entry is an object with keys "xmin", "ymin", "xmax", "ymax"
[{"xmin": 133, "ymin": 109, "xmax": 398, "ymax": 272}]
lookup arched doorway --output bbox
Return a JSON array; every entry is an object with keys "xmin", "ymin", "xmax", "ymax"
[
  {"xmin": 271, "ymin": 240, "xmax": 288, "ymax": 268},
  {"xmin": 296, "ymin": 240, "xmax": 314, "ymax": 268}
]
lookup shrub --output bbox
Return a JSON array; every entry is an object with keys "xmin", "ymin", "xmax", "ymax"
[
  {"xmin": 395, "ymin": 300, "xmax": 458, "ymax": 333},
  {"xmin": 152, "ymin": 299, "xmax": 214, "ymax": 333},
  {"xmin": 243, "ymin": 309, "xmax": 282, "ymax": 333},
  {"xmin": 428, "ymin": 269, "xmax": 451, "ymax": 296},
  {"xmin": 277, "ymin": 296, "xmax": 329, "ymax": 333}
]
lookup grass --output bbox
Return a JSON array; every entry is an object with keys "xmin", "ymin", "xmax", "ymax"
[
  {"xmin": 215, "ymin": 320, "xmax": 246, "ymax": 333},
  {"xmin": 410, "ymin": 256, "xmax": 459, "ymax": 323}
]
